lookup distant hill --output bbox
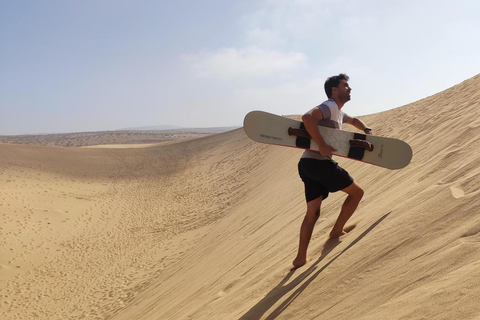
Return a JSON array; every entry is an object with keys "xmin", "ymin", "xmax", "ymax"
[
  {"xmin": 143, "ymin": 126, "xmax": 240, "ymax": 134},
  {"xmin": 118, "ymin": 125, "xmax": 183, "ymax": 131}
]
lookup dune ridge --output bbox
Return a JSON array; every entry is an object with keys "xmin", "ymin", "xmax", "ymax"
[{"xmin": 1, "ymin": 74, "xmax": 480, "ymax": 319}]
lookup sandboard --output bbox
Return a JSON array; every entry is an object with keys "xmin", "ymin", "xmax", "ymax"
[{"xmin": 243, "ymin": 111, "xmax": 412, "ymax": 170}]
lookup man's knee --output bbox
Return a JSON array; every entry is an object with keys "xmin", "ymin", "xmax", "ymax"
[
  {"xmin": 306, "ymin": 197, "xmax": 322, "ymax": 218},
  {"xmin": 355, "ymin": 185, "xmax": 364, "ymax": 199},
  {"xmin": 344, "ymin": 183, "xmax": 364, "ymax": 200},
  {"xmin": 307, "ymin": 207, "xmax": 320, "ymax": 217}
]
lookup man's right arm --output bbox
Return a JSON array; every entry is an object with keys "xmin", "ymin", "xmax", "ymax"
[{"xmin": 302, "ymin": 107, "xmax": 336, "ymax": 157}]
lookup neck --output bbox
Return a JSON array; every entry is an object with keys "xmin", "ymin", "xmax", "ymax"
[{"xmin": 333, "ymin": 97, "xmax": 344, "ymax": 109}]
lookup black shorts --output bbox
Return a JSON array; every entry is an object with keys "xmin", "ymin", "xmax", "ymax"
[{"xmin": 298, "ymin": 158, "xmax": 354, "ymax": 203}]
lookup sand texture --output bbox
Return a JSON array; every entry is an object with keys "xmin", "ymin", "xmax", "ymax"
[{"xmin": 1, "ymin": 74, "xmax": 480, "ymax": 319}]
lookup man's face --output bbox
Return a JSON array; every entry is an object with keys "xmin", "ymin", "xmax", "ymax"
[{"xmin": 335, "ymin": 79, "xmax": 351, "ymax": 103}]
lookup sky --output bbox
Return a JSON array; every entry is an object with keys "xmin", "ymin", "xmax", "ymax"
[{"xmin": 1, "ymin": 0, "xmax": 480, "ymax": 135}]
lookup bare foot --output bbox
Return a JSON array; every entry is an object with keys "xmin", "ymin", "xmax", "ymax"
[
  {"xmin": 329, "ymin": 230, "xmax": 346, "ymax": 238},
  {"xmin": 329, "ymin": 224, "xmax": 356, "ymax": 239},
  {"xmin": 292, "ymin": 255, "xmax": 306, "ymax": 269}
]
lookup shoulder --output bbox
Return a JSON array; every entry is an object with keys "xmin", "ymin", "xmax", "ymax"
[
  {"xmin": 318, "ymin": 99, "xmax": 337, "ymax": 109},
  {"xmin": 317, "ymin": 99, "xmax": 337, "ymax": 119}
]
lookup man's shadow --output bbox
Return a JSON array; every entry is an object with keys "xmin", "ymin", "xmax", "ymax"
[{"xmin": 240, "ymin": 211, "xmax": 391, "ymax": 320}]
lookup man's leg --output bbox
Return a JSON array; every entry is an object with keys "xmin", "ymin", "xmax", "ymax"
[
  {"xmin": 293, "ymin": 196, "xmax": 323, "ymax": 268},
  {"xmin": 329, "ymin": 182, "xmax": 364, "ymax": 239}
]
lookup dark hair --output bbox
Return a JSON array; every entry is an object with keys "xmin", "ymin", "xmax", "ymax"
[{"xmin": 324, "ymin": 73, "xmax": 349, "ymax": 98}]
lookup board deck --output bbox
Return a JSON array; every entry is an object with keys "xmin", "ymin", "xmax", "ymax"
[{"xmin": 243, "ymin": 111, "xmax": 412, "ymax": 170}]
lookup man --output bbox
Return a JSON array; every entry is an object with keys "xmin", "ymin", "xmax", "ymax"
[{"xmin": 293, "ymin": 73, "xmax": 372, "ymax": 269}]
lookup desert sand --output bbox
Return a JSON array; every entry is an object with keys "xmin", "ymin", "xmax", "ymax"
[{"xmin": 1, "ymin": 74, "xmax": 480, "ymax": 319}]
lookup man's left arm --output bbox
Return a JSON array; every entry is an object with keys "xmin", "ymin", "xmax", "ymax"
[{"xmin": 346, "ymin": 117, "xmax": 372, "ymax": 135}]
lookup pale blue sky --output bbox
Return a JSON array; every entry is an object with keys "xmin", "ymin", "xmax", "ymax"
[{"xmin": 1, "ymin": 0, "xmax": 480, "ymax": 135}]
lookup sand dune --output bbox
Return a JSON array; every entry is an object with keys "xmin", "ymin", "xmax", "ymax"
[
  {"xmin": 1, "ymin": 74, "xmax": 480, "ymax": 319},
  {"xmin": 0, "ymin": 130, "xmax": 215, "ymax": 148}
]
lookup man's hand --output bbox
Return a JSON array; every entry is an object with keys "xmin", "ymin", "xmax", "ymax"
[{"xmin": 319, "ymin": 143, "xmax": 337, "ymax": 157}]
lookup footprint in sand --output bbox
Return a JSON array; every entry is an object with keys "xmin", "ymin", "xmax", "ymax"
[{"xmin": 450, "ymin": 186, "xmax": 465, "ymax": 199}]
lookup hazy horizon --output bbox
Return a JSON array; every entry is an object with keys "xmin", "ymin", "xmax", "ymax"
[{"xmin": 0, "ymin": 124, "xmax": 241, "ymax": 137}]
